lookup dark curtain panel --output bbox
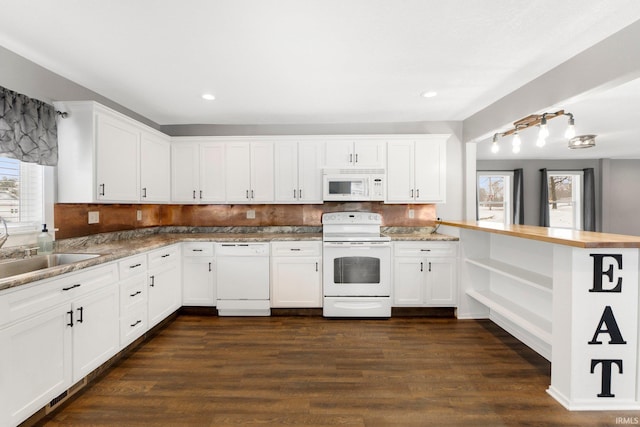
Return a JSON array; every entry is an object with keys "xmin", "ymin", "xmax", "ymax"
[
  {"xmin": 0, "ymin": 85, "xmax": 58, "ymax": 166},
  {"xmin": 583, "ymin": 168, "xmax": 596, "ymax": 231},
  {"xmin": 539, "ymin": 168, "xmax": 550, "ymax": 227},
  {"xmin": 513, "ymin": 168, "xmax": 524, "ymax": 224}
]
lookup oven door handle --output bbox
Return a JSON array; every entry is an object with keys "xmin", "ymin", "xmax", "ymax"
[{"xmin": 323, "ymin": 243, "xmax": 390, "ymax": 249}]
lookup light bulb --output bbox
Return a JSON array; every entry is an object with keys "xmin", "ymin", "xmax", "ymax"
[
  {"xmin": 539, "ymin": 117, "xmax": 549, "ymax": 139},
  {"xmin": 536, "ymin": 133, "xmax": 546, "ymax": 147},
  {"xmin": 512, "ymin": 132, "xmax": 521, "ymax": 153},
  {"xmin": 565, "ymin": 116, "xmax": 575, "ymax": 139},
  {"xmin": 491, "ymin": 141, "xmax": 499, "ymax": 153}
]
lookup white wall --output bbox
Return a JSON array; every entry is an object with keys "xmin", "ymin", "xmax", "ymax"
[
  {"xmin": 601, "ymin": 159, "xmax": 640, "ymax": 236},
  {"xmin": 0, "ymin": 46, "xmax": 158, "ymax": 129}
]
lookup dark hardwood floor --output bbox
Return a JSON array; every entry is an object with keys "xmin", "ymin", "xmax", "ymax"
[{"xmin": 35, "ymin": 315, "xmax": 630, "ymax": 426}]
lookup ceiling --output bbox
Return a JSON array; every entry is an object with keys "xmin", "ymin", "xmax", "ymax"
[{"xmin": 1, "ymin": 0, "xmax": 640, "ymax": 130}]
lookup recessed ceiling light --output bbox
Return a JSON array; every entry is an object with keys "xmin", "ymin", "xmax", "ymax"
[
  {"xmin": 421, "ymin": 91, "xmax": 437, "ymax": 98},
  {"xmin": 202, "ymin": 93, "xmax": 216, "ymax": 101}
]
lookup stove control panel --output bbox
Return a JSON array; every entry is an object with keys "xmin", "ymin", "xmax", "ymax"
[{"xmin": 322, "ymin": 212, "xmax": 382, "ymax": 225}]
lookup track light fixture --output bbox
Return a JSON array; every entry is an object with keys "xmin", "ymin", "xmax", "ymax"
[{"xmin": 489, "ymin": 110, "xmax": 592, "ymax": 154}]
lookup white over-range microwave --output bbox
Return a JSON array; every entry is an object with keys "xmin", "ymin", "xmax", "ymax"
[{"xmin": 322, "ymin": 169, "xmax": 385, "ymax": 201}]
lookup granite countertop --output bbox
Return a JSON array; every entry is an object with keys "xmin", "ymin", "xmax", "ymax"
[{"xmin": 0, "ymin": 227, "xmax": 457, "ymax": 292}]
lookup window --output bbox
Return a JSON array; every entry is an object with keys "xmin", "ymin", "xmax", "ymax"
[
  {"xmin": 477, "ymin": 172, "xmax": 513, "ymax": 225},
  {"xmin": 0, "ymin": 156, "xmax": 44, "ymax": 233},
  {"xmin": 547, "ymin": 172, "xmax": 582, "ymax": 229}
]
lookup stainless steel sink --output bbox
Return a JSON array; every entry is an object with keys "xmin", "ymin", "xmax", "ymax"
[{"xmin": 0, "ymin": 253, "xmax": 101, "ymax": 279}]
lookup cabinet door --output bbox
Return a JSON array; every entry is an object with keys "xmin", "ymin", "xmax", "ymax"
[
  {"xmin": 171, "ymin": 143, "xmax": 200, "ymax": 202},
  {"xmin": 225, "ymin": 142, "xmax": 252, "ymax": 202},
  {"xmin": 148, "ymin": 264, "xmax": 181, "ymax": 328},
  {"xmin": 425, "ymin": 257, "xmax": 457, "ymax": 306},
  {"xmin": 200, "ymin": 142, "xmax": 226, "ymax": 202},
  {"xmin": 353, "ymin": 140, "xmax": 385, "ymax": 168},
  {"xmin": 324, "ymin": 140, "xmax": 354, "ymax": 168},
  {"xmin": 250, "ymin": 142, "xmax": 274, "ymax": 202},
  {"xmin": 274, "ymin": 142, "xmax": 298, "ymax": 202},
  {"xmin": 140, "ymin": 131, "xmax": 171, "ymax": 202},
  {"xmin": 298, "ymin": 141, "xmax": 324, "ymax": 203},
  {"xmin": 0, "ymin": 307, "xmax": 72, "ymax": 427},
  {"xmin": 183, "ymin": 258, "xmax": 215, "ymax": 306},
  {"xmin": 72, "ymin": 284, "xmax": 119, "ymax": 380},
  {"xmin": 96, "ymin": 113, "xmax": 140, "ymax": 201},
  {"xmin": 386, "ymin": 141, "xmax": 415, "ymax": 202},
  {"xmin": 393, "ymin": 257, "xmax": 424, "ymax": 306},
  {"xmin": 414, "ymin": 138, "xmax": 446, "ymax": 203},
  {"xmin": 271, "ymin": 257, "xmax": 322, "ymax": 307}
]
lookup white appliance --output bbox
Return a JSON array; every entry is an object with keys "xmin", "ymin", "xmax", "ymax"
[
  {"xmin": 322, "ymin": 212, "xmax": 391, "ymax": 317},
  {"xmin": 322, "ymin": 169, "xmax": 385, "ymax": 201},
  {"xmin": 216, "ymin": 243, "xmax": 270, "ymax": 316}
]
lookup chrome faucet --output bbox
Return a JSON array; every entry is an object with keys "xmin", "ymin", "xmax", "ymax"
[{"xmin": 0, "ymin": 216, "xmax": 7, "ymax": 248}]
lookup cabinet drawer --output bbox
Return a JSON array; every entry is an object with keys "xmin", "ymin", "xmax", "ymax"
[
  {"xmin": 271, "ymin": 241, "xmax": 321, "ymax": 257},
  {"xmin": 394, "ymin": 242, "xmax": 458, "ymax": 257},
  {"xmin": 148, "ymin": 245, "xmax": 180, "ymax": 269},
  {"xmin": 120, "ymin": 308, "xmax": 147, "ymax": 348},
  {"xmin": 183, "ymin": 242, "xmax": 215, "ymax": 257},
  {"xmin": 0, "ymin": 263, "xmax": 118, "ymax": 327},
  {"xmin": 118, "ymin": 254, "xmax": 147, "ymax": 280},
  {"xmin": 120, "ymin": 274, "xmax": 148, "ymax": 313}
]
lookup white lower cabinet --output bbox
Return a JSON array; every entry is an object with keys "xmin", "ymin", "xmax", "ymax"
[
  {"xmin": 270, "ymin": 241, "xmax": 322, "ymax": 308},
  {"xmin": 182, "ymin": 242, "xmax": 216, "ymax": 306},
  {"xmin": 0, "ymin": 304, "xmax": 72, "ymax": 427},
  {"xmin": 147, "ymin": 245, "xmax": 182, "ymax": 328},
  {"xmin": 118, "ymin": 254, "xmax": 148, "ymax": 348},
  {"xmin": 393, "ymin": 242, "xmax": 458, "ymax": 307},
  {"xmin": 0, "ymin": 263, "xmax": 119, "ymax": 427},
  {"xmin": 72, "ymin": 283, "xmax": 120, "ymax": 379}
]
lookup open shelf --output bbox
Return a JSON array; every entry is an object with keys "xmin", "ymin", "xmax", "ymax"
[
  {"xmin": 465, "ymin": 258, "xmax": 552, "ymax": 293},
  {"xmin": 466, "ymin": 288, "xmax": 552, "ymax": 346}
]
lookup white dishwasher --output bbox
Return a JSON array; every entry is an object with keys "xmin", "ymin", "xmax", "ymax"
[{"xmin": 216, "ymin": 243, "xmax": 271, "ymax": 316}]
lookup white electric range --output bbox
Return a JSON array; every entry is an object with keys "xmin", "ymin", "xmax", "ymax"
[{"xmin": 322, "ymin": 212, "xmax": 391, "ymax": 317}]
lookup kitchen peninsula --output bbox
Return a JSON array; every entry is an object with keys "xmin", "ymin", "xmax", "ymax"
[{"xmin": 441, "ymin": 220, "xmax": 640, "ymax": 411}]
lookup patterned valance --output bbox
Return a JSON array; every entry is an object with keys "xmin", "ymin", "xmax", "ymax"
[{"xmin": 0, "ymin": 86, "xmax": 58, "ymax": 166}]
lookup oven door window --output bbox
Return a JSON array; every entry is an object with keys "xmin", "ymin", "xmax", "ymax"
[{"xmin": 333, "ymin": 256, "xmax": 380, "ymax": 284}]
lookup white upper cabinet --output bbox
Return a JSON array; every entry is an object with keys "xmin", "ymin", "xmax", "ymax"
[
  {"xmin": 386, "ymin": 135, "xmax": 448, "ymax": 203},
  {"xmin": 199, "ymin": 143, "xmax": 226, "ymax": 202},
  {"xmin": 55, "ymin": 101, "xmax": 171, "ymax": 203},
  {"xmin": 274, "ymin": 141, "xmax": 324, "ymax": 203},
  {"xmin": 325, "ymin": 140, "xmax": 385, "ymax": 168},
  {"xmin": 95, "ymin": 113, "xmax": 139, "ymax": 201},
  {"xmin": 171, "ymin": 142, "xmax": 199, "ymax": 202},
  {"xmin": 140, "ymin": 131, "xmax": 171, "ymax": 202},
  {"xmin": 226, "ymin": 142, "xmax": 274, "ymax": 203},
  {"xmin": 171, "ymin": 139, "xmax": 225, "ymax": 203}
]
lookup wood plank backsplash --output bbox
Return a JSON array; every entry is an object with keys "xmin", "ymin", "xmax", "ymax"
[{"xmin": 54, "ymin": 203, "xmax": 437, "ymax": 239}]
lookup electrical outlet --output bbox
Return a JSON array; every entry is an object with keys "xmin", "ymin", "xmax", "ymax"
[
  {"xmin": 246, "ymin": 209, "xmax": 256, "ymax": 219},
  {"xmin": 136, "ymin": 210, "xmax": 142, "ymax": 221},
  {"xmin": 88, "ymin": 211, "xmax": 100, "ymax": 224},
  {"xmin": 408, "ymin": 209, "xmax": 415, "ymax": 219}
]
